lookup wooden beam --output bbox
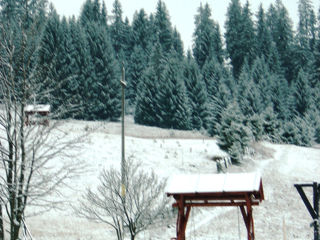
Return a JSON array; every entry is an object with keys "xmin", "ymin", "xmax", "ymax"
[
  {"xmin": 173, "ymin": 201, "xmax": 260, "ymax": 208},
  {"xmin": 240, "ymin": 205, "xmax": 249, "ymax": 232},
  {"xmin": 294, "ymin": 184, "xmax": 317, "ymax": 219},
  {"xmin": 170, "ymin": 191, "xmax": 262, "ymax": 201}
]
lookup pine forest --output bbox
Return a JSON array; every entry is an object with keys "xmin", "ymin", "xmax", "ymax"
[{"xmin": 1, "ymin": 0, "xmax": 320, "ymax": 163}]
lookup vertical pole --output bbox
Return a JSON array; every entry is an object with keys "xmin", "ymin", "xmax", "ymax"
[
  {"xmin": 120, "ymin": 64, "xmax": 126, "ymax": 240},
  {"xmin": 314, "ymin": 182, "xmax": 319, "ymax": 240},
  {"xmin": 121, "ymin": 64, "xmax": 126, "ymax": 198},
  {"xmin": 283, "ymin": 216, "xmax": 287, "ymax": 240}
]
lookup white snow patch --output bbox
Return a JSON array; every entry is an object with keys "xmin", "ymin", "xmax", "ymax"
[{"xmin": 19, "ymin": 119, "xmax": 320, "ymax": 240}]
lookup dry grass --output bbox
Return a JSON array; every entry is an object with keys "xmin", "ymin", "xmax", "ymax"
[
  {"xmin": 250, "ymin": 141, "xmax": 276, "ymax": 159},
  {"xmin": 65, "ymin": 115, "xmax": 211, "ymax": 139}
]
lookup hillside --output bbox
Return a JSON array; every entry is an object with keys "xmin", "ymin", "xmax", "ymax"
[{"xmin": 25, "ymin": 118, "xmax": 320, "ymax": 240}]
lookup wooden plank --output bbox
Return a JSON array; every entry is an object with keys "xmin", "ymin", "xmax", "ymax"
[
  {"xmin": 169, "ymin": 191, "xmax": 262, "ymax": 200},
  {"xmin": 172, "ymin": 201, "xmax": 260, "ymax": 208}
]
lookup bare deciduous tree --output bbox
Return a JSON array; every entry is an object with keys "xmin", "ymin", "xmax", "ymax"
[
  {"xmin": 0, "ymin": 3, "xmax": 86, "ymax": 239},
  {"xmin": 77, "ymin": 156, "xmax": 171, "ymax": 240}
]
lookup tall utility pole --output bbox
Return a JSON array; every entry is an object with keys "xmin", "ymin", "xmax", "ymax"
[
  {"xmin": 120, "ymin": 64, "xmax": 126, "ymax": 240},
  {"xmin": 120, "ymin": 64, "xmax": 126, "ymax": 198}
]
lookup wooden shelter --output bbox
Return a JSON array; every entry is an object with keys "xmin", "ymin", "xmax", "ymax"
[
  {"xmin": 166, "ymin": 172, "xmax": 264, "ymax": 240},
  {"xmin": 25, "ymin": 104, "xmax": 50, "ymax": 126}
]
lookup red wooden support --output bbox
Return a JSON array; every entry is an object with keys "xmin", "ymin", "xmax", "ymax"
[
  {"xmin": 240, "ymin": 198, "xmax": 255, "ymax": 240},
  {"xmin": 176, "ymin": 196, "xmax": 191, "ymax": 240},
  {"xmin": 167, "ymin": 173, "xmax": 264, "ymax": 240}
]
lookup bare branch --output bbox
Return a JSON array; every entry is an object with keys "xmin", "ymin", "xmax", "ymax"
[{"xmin": 75, "ymin": 156, "xmax": 171, "ymax": 240}]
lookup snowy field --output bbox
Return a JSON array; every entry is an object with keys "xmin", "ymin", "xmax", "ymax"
[{"xmin": 24, "ymin": 117, "xmax": 320, "ymax": 240}]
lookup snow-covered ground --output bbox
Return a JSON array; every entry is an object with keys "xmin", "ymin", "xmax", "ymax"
[{"xmin": 25, "ymin": 117, "xmax": 320, "ymax": 240}]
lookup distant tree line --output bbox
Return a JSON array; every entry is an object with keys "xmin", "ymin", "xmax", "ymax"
[{"xmin": 1, "ymin": 0, "xmax": 320, "ymax": 162}]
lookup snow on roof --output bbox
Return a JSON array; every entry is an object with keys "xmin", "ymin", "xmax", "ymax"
[
  {"xmin": 166, "ymin": 172, "xmax": 262, "ymax": 194},
  {"xmin": 25, "ymin": 104, "xmax": 51, "ymax": 112}
]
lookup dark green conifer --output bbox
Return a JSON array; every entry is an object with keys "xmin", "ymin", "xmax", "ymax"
[
  {"xmin": 183, "ymin": 52, "xmax": 210, "ymax": 130},
  {"xmin": 193, "ymin": 3, "xmax": 224, "ymax": 68},
  {"xmin": 157, "ymin": 54, "xmax": 190, "ymax": 130}
]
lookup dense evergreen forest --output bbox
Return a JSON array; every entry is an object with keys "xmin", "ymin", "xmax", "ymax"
[{"xmin": 1, "ymin": 0, "xmax": 319, "ymax": 162}]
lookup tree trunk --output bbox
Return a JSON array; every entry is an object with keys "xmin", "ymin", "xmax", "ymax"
[
  {"xmin": 0, "ymin": 205, "xmax": 4, "ymax": 240},
  {"xmin": 11, "ymin": 222, "xmax": 20, "ymax": 240}
]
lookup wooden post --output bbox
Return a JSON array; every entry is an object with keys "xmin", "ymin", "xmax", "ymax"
[
  {"xmin": 176, "ymin": 196, "xmax": 191, "ymax": 240},
  {"xmin": 283, "ymin": 217, "xmax": 287, "ymax": 240},
  {"xmin": 240, "ymin": 194, "xmax": 255, "ymax": 240},
  {"xmin": 313, "ymin": 182, "xmax": 319, "ymax": 240},
  {"xmin": 120, "ymin": 64, "xmax": 126, "ymax": 240},
  {"xmin": 120, "ymin": 64, "xmax": 126, "ymax": 198}
]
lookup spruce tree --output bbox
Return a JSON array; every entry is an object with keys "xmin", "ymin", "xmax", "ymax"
[
  {"xmin": 65, "ymin": 17, "xmax": 92, "ymax": 119},
  {"xmin": 183, "ymin": 52, "xmax": 210, "ymax": 130},
  {"xmin": 261, "ymin": 106, "xmax": 281, "ymax": 142},
  {"xmin": 217, "ymin": 103, "xmax": 252, "ymax": 164},
  {"xmin": 251, "ymin": 57, "xmax": 272, "ymax": 111},
  {"xmin": 54, "ymin": 17, "xmax": 74, "ymax": 115},
  {"xmin": 241, "ymin": 1, "xmax": 256, "ymax": 66},
  {"xmin": 267, "ymin": 1, "xmax": 294, "ymax": 82},
  {"xmin": 134, "ymin": 42, "xmax": 166, "ymax": 126},
  {"xmin": 305, "ymin": 109, "xmax": 320, "ymax": 143},
  {"xmin": 37, "ymin": 7, "xmax": 64, "ymax": 108},
  {"xmin": 132, "ymin": 9, "xmax": 150, "ymax": 51},
  {"xmin": 154, "ymin": 0, "xmax": 173, "ymax": 53},
  {"xmin": 269, "ymin": 73, "xmax": 290, "ymax": 121},
  {"xmin": 123, "ymin": 17, "xmax": 134, "ymax": 58},
  {"xmin": 293, "ymin": 69, "xmax": 313, "ymax": 117},
  {"xmin": 127, "ymin": 45, "xmax": 148, "ymax": 106},
  {"xmin": 281, "ymin": 116, "xmax": 314, "ymax": 146},
  {"xmin": 157, "ymin": 53, "xmax": 190, "ymax": 130},
  {"xmin": 281, "ymin": 121, "xmax": 299, "ymax": 145},
  {"xmin": 297, "ymin": 0, "xmax": 316, "ymax": 50},
  {"xmin": 255, "ymin": 4, "xmax": 273, "ymax": 60},
  {"xmin": 237, "ymin": 67, "xmax": 262, "ymax": 117},
  {"xmin": 110, "ymin": 0, "xmax": 127, "ymax": 60},
  {"xmin": 80, "ymin": 0, "xmax": 105, "ymax": 26},
  {"xmin": 172, "ymin": 27, "xmax": 184, "ymax": 59},
  {"xmin": 193, "ymin": 3, "xmax": 223, "ymax": 69},
  {"xmin": 209, "ymin": 79, "xmax": 234, "ymax": 136},
  {"xmin": 291, "ymin": 0, "xmax": 317, "ymax": 81},
  {"xmin": 201, "ymin": 57, "xmax": 228, "ymax": 96},
  {"xmin": 311, "ymin": 8, "xmax": 320, "ymax": 90},
  {"xmin": 84, "ymin": 21, "xmax": 121, "ymax": 120},
  {"xmin": 225, "ymin": 0, "xmax": 255, "ymax": 78}
]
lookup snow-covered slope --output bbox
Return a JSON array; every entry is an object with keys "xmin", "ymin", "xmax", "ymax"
[{"xmin": 26, "ymin": 118, "xmax": 320, "ymax": 240}]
